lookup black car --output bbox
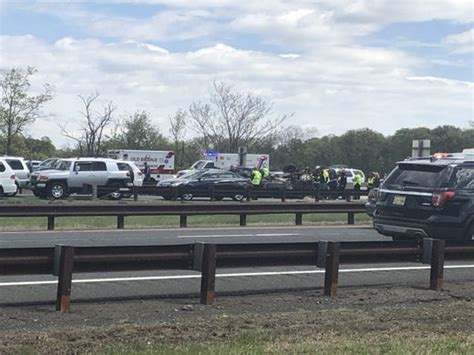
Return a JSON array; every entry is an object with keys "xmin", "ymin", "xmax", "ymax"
[
  {"xmin": 157, "ymin": 169, "xmax": 249, "ymax": 201},
  {"xmin": 373, "ymin": 153, "xmax": 474, "ymax": 241}
]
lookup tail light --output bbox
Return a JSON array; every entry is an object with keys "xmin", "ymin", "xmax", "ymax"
[
  {"xmin": 10, "ymin": 175, "xmax": 15, "ymax": 180},
  {"xmin": 126, "ymin": 172, "xmax": 132, "ymax": 177},
  {"xmin": 432, "ymin": 190, "xmax": 455, "ymax": 208}
]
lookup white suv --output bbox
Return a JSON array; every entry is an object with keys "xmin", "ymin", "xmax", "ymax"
[
  {"xmin": 3, "ymin": 157, "xmax": 30, "ymax": 191},
  {"xmin": 0, "ymin": 158, "xmax": 18, "ymax": 196},
  {"xmin": 31, "ymin": 158, "xmax": 135, "ymax": 199}
]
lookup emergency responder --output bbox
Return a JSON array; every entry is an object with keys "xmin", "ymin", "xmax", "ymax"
[
  {"xmin": 353, "ymin": 172, "xmax": 363, "ymax": 200},
  {"xmin": 261, "ymin": 164, "xmax": 270, "ymax": 179},
  {"xmin": 328, "ymin": 168, "xmax": 338, "ymax": 199},
  {"xmin": 338, "ymin": 170, "xmax": 348, "ymax": 200},
  {"xmin": 143, "ymin": 162, "xmax": 151, "ymax": 181},
  {"xmin": 367, "ymin": 172, "xmax": 380, "ymax": 190},
  {"xmin": 251, "ymin": 167, "xmax": 262, "ymax": 187}
]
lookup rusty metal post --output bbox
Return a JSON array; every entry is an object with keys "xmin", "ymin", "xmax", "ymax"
[
  {"xmin": 180, "ymin": 214, "xmax": 188, "ymax": 228},
  {"xmin": 240, "ymin": 214, "xmax": 247, "ymax": 226},
  {"xmin": 47, "ymin": 216, "xmax": 55, "ymax": 230},
  {"xmin": 55, "ymin": 245, "xmax": 75, "ymax": 313},
  {"xmin": 295, "ymin": 212, "xmax": 303, "ymax": 225},
  {"xmin": 324, "ymin": 241, "xmax": 340, "ymax": 297},
  {"xmin": 117, "ymin": 215, "xmax": 125, "ymax": 229},
  {"xmin": 430, "ymin": 239, "xmax": 445, "ymax": 290},
  {"xmin": 200, "ymin": 244, "xmax": 217, "ymax": 305},
  {"xmin": 347, "ymin": 212, "xmax": 355, "ymax": 225},
  {"xmin": 133, "ymin": 186, "xmax": 138, "ymax": 201}
]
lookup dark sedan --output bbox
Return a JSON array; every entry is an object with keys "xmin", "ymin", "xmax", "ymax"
[{"xmin": 157, "ymin": 169, "xmax": 250, "ymax": 201}]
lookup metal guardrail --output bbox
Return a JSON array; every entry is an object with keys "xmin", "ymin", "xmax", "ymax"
[
  {"xmin": 1, "ymin": 239, "xmax": 473, "ymax": 312},
  {"xmin": 134, "ymin": 185, "xmax": 369, "ymax": 202},
  {"xmin": 0, "ymin": 202, "xmax": 367, "ymax": 230}
]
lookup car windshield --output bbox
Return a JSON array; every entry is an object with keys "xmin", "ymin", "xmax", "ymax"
[
  {"xmin": 190, "ymin": 161, "xmax": 207, "ymax": 170},
  {"xmin": 40, "ymin": 159, "xmax": 57, "ymax": 169},
  {"xmin": 384, "ymin": 163, "xmax": 451, "ymax": 189},
  {"xmin": 54, "ymin": 160, "xmax": 72, "ymax": 171}
]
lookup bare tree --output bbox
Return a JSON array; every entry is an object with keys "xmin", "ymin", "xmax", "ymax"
[
  {"xmin": 188, "ymin": 82, "xmax": 292, "ymax": 152},
  {"xmin": 60, "ymin": 93, "xmax": 115, "ymax": 156},
  {"xmin": 0, "ymin": 67, "xmax": 52, "ymax": 155},
  {"xmin": 169, "ymin": 109, "xmax": 187, "ymax": 167}
]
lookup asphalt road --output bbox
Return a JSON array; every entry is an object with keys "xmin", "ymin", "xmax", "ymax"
[{"xmin": 1, "ymin": 226, "xmax": 473, "ymax": 306}]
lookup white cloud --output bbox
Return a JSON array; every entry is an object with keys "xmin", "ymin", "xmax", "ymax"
[
  {"xmin": 443, "ymin": 29, "xmax": 474, "ymax": 54},
  {"xmin": 0, "ymin": 34, "xmax": 472, "ymax": 147}
]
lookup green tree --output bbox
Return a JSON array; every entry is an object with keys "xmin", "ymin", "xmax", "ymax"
[
  {"xmin": 0, "ymin": 67, "xmax": 52, "ymax": 155},
  {"xmin": 106, "ymin": 111, "xmax": 169, "ymax": 150}
]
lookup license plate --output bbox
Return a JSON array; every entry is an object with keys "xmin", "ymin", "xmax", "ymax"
[{"xmin": 392, "ymin": 195, "xmax": 406, "ymax": 206}]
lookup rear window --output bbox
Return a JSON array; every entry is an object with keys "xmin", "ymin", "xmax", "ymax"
[
  {"xmin": 6, "ymin": 159, "xmax": 24, "ymax": 170},
  {"xmin": 384, "ymin": 163, "xmax": 451, "ymax": 189},
  {"xmin": 453, "ymin": 167, "xmax": 474, "ymax": 190},
  {"xmin": 117, "ymin": 163, "xmax": 132, "ymax": 171}
]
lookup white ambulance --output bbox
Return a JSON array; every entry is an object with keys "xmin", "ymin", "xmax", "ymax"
[{"xmin": 107, "ymin": 150, "xmax": 175, "ymax": 181}]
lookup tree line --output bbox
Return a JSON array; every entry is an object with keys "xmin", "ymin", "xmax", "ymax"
[{"xmin": 1, "ymin": 67, "xmax": 473, "ymax": 173}]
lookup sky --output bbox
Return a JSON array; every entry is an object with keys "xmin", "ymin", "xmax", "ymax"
[{"xmin": 0, "ymin": 0, "xmax": 473, "ymax": 148}]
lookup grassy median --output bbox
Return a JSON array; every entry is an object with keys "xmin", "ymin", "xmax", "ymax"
[
  {"xmin": 0, "ymin": 213, "xmax": 370, "ymax": 231},
  {"xmin": 3, "ymin": 300, "xmax": 472, "ymax": 354}
]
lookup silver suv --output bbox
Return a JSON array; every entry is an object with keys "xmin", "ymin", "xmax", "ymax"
[{"xmin": 31, "ymin": 158, "xmax": 133, "ymax": 199}]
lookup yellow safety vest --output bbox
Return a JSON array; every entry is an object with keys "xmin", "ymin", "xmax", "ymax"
[
  {"xmin": 251, "ymin": 170, "xmax": 262, "ymax": 186},
  {"xmin": 262, "ymin": 167, "xmax": 270, "ymax": 177}
]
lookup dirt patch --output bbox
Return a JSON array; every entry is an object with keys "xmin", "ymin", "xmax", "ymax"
[{"xmin": 0, "ymin": 282, "xmax": 472, "ymax": 353}]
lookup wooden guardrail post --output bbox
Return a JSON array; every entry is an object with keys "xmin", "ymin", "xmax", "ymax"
[
  {"xmin": 200, "ymin": 244, "xmax": 217, "ymax": 305},
  {"xmin": 430, "ymin": 239, "xmax": 445, "ymax": 290},
  {"xmin": 240, "ymin": 214, "xmax": 247, "ymax": 226},
  {"xmin": 180, "ymin": 215, "xmax": 188, "ymax": 228},
  {"xmin": 54, "ymin": 245, "xmax": 75, "ymax": 313},
  {"xmin": 47, "ymin": 216, "xmax": 55, "ymax": 230},
  {"xmin": 347, "ymin": 212, "xmax": 355, "ymax": 225},
  {"xmin": 295, "ymin": 212, "xmax": 303, "ymax": 225},
  {"xmin": 318, "ymin": 241, "xmax": 340, "ymax": 297},
  {"xmin": 117, "ymin": 215, "xmax": 125, "ymax": 229}
]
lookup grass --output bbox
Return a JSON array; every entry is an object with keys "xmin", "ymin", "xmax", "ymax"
[
  {"xmin": 0, "ymin": 213, "xmax": 370, "ymax": 231},
  {"xmin": 4, "ymin": 301, "xmax": 473, "ymax": 354}
]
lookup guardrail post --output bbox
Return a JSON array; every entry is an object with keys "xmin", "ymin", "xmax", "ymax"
[
  {"xmin": 295, "ymin": 213, "xmax": 303, "ymax": 225},
  {"xmin": 54, "ymin": 245, "xmax": 75, "ymax": 313},
  {"xmin": 47, "ymin": 216, "xmax": 55, "ymax": 230},
  {"xmin": 430, "ymin": 239, "xmax": 445, "ymax": 290},
  {"xmin": 180, "ymin": 214, "xmax": 188, "ymax": 228},
  {"xmin": 315, "ymin": 189, "xmax": 320, "ymax": 202},
  {"xmin": 345, "ymin": 190, "xmax": 351, "ymax": 202},
  {"xmin": 347, "ymin": 212, "xmax": 355, "ymax": 225},
  {"xmin": 133, "ymin": 186, "xmax": 138, "ymax": 201},
  {"xmin": 240, "ymin": 214, "xmax": 247, "ymax": 226},
  {"xmin": 173, "ymin": 187, "xmax": 179, "ymax": 201},
  {"xmin": 324, "ymin": 241, "xmax": 340, "ymax": 297},
  {"xmin": 209, "ymin": 186, "xmax": 215, "ymax": 201},
  {"xmin": 200, "ymin": 244, "xmax": 217, "ymax": 305},
  {"xmin": 117, "ymin": 215, "xmax": 125, "ymax": 229}
]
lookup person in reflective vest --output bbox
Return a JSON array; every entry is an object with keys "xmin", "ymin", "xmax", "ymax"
[
  {"xmin": 261, "ymin": 166, "xmax": 270, "ymax": 178},
  {"xmin": 353, "ymin": 173, "xmax": 363, "ymax": 200},
  {"xmin": 251, "ymin": 168, "xmax": 262, "ymax": 187}
]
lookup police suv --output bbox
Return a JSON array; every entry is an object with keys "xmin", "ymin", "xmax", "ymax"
[{"xmin": 373, "ymin": 153, "xmax": 474, "ymax": 241}]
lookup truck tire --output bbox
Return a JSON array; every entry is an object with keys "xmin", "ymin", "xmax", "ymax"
[{"xmin": 48, "ymin": 181, "xmax": 67, "ymax": 199}]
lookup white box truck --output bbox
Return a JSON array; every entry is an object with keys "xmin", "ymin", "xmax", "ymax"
[
  {"xmin": 205, "ymin": 153, "xmax": 269, "ymax": 170},
  {"xmin": 107, "ymin": 149, "xmax": 174, "ymax": 181}
]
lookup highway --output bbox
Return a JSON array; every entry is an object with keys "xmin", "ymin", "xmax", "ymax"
[{"xmin": 1, "ymin": 225, "xmax": 473, "ymax": 306}]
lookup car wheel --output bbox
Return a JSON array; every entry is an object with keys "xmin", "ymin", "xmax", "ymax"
[
  {"xmin": 181, "ymin": 192, "xmax": 193, "ymax": 201},
  {"xmin": 48, "ymin": 182, "xmax": 67, "ymax": 199},
  {"xmin": 232, "ymin": 194, "xmax": 244, "ymax": 201}
]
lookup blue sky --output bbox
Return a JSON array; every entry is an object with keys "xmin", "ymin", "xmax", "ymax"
[{"xmin": 0, "ymin": 1, "xmax": 472, "ymax": 146}]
